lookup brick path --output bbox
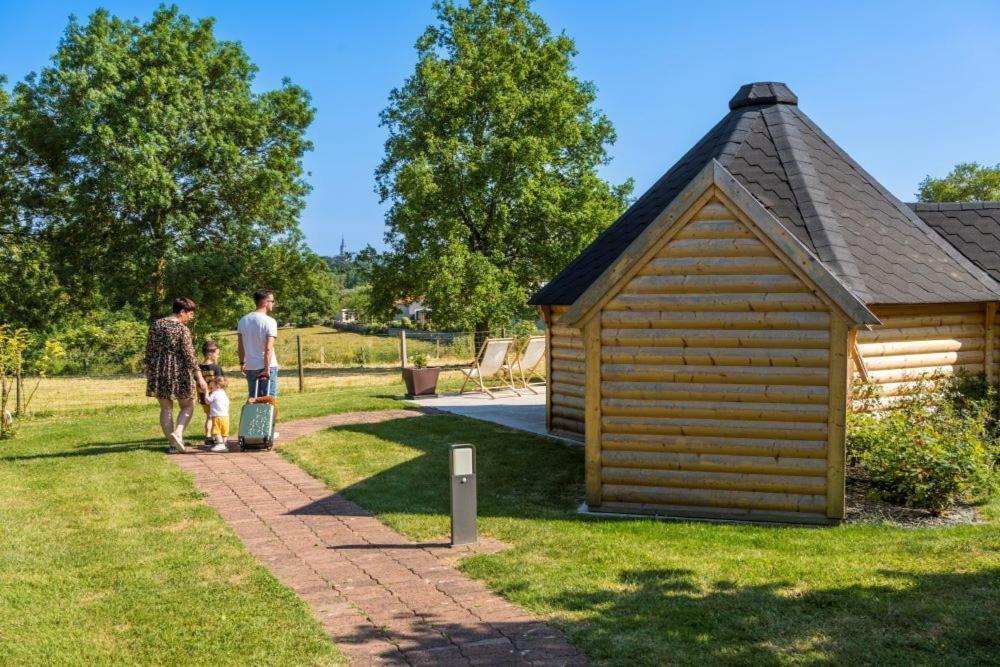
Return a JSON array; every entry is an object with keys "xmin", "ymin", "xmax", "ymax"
[{"xmin": 173, "ymin": 409, "xmax": 584, "ymax": 666}]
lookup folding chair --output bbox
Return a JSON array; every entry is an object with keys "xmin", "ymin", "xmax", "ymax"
[
  {"xmin": 508, "ymin": 335, "xmax": 546, "ymax": 394},
  {"xmin": 459, "ymin": 337, "xmax": 517, "ymax": 398}
]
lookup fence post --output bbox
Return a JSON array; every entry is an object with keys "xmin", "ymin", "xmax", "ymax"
[
  {"xmin": 435, "ymin": 336, "xmax": 440, "ymax": 360},
  {"xmin": 319, "ymin": 345, "xmax": 325, "ymax": 365},
  {"xmin": 15, "ymin": 352, "xmax": 23, "ymax": 416},
  {"xmin": 297, "ymin": 335, "xmax": 304, "ymax": 393},
  {"xmin": 399, "ymin": 329, "xmax": 408, "ymax": 368}
]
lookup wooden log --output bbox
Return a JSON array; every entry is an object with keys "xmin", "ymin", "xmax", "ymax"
[
  {"xmin": 622, "ymin": 274, "xmax": 807, "ymax": 295},
  {"xmin": 856, "ymin": 337, "xmax": 984, "ymax": 357},
  {"xmin": 542, "ymin": 305, "xmax": 552, "ymax": 433},
  {"xmin": 551, "ymin": 337, "xmax": 583, "ymax": 350},
  {"xmin": 601, "ymin": 328, "xmax": 830, "ymax": 349},
  {"xmin": 857, "ymin": 324, "xmax": 984, "ymax": 343},
  {"xmin": 690, "ymin": 200, "xmax": 733, "ymax": 221},
  {"xmin": 551, "ymin": 305, "xmax": 570, "ymax": 315},
  {"xmin": 584, "ymin": 318, "xmax": 602, "ymax": 507},
  {"xmin": 551, "ymin": 325, "xmax": 582, "ymax": 338},
  {"xmin": 673, "ymin": 220, "xmax": 754, "ymax": 239},
  {"xmin": 551, "ymin": 416, "xmax": 584, "ymax": 433},
  {"xmin": 601, "ymin": 467, "xmax": 827, "ymax": 495},
  {"xmin": 601, "ymin": 310, "xmax": 831, "ymax": 331},
  {"xmin": 607, "ymin": 292, "xmax": 827, "ymax": 313},
  {"xmin": 601, "ymin": 484, "xmax": 827, "ymax": 514},
  {"xmin": 641, "ymin": 256, "xmax": 791, "ymax": 276},
  {"xmin": 601, "ymin": 380, "xmax": 829, "ymax": 404},
  {"xmin": 600, "ymin": 398, "xmax": 827, "ymax": 422},
  {"xmin": 601, "ymin": 450, "xmax": 828, "ymax": 476},
  {"xmin": 826, "ymin": 317, "xmax": 848, "ymax": 520},
  {"xmin": 552, "ymin": 393, "xmax": 585, "ymax": 410},
  {"xmin": 866, "ymin": 313, "xmax": 983, "ymax": 330},
  {"xmin": 602, "ymin": 363, "xmax": 828, "ymax": 386},
  {"xmin": 550, "ymin": 370, "xmax": 584, "ymax": 387},
  {"xmin": 658, "ymin": 237, "xmax": 773, "ymax": 258},
  {"xmin": 601, "ymin": 345, "xmax": 829, "ymax": 368},
  {"xmin": 602, "ymin": 432, "xmax": 827, "ymax": 458},
  {"xmin": 863, "ymin": 350, "xmax": 983, "ymax": 371},
  {"xmin": 602, "ymin": 415, "xmax": 828, "ymax": 441},
  {"xmin": 554, "ymin": 383, "xmax": 585, "ymax": 398},
  {"xmin": 550, "ymin": 358, "xmax": 585, "ymax": 374},
  {"xmin": 552, "ymin": 404, "xmax": 584, "ymax": 420},
  {"xmin": 551, "ymin": 347, "xmax": 585, "ymax": 362},
  {"xmin": 867, "ymin": 364, "xmax": 984, "ymax": 384}
]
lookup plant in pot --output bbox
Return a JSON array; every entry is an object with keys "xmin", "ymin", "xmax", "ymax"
[{"xmin": 402, "ymin": 352, "xmax": 440, "ymax": 398}]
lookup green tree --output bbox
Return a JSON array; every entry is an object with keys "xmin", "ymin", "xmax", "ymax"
[
  {"xmin": 917, "ymin": 162, "xmax": 1000, "ymax": 202},
  {"xmin": 373, "ymin": 0, "xmax": 631, "ymax": 334},
  {"xmin": 10, "ymin": 6, "xmax": 315, "ymax": 327}
]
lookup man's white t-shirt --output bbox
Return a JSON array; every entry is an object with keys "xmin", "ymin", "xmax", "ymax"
[{"xmin": 237, "ymin": 312, "xmax": 279, "ymax": 370}]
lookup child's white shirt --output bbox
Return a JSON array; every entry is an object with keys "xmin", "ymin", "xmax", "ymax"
[{"xmin": 205, "ymin": 389, "xmax": 230, "ymax": 418}]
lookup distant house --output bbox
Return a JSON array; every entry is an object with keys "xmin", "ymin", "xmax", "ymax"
[
  {"xmin": 530, "ymin": 82, "xmax": 1000, "ymax": 525},
  {"xmin": 395, "ymin": 298, "xmax": 429, "ymax": 323},
  {"xmin": 334, "ymin": 308, "xmax": 356, "ymax": 324}
]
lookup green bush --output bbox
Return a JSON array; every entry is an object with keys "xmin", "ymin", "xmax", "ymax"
[{"xmin": 847, "ymin": 378, "xmax": 996, "ymax": 513}]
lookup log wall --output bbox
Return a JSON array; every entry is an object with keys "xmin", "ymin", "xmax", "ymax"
[
  {"xmin": 548, "ymin": 304, "xmax": 584, "ymax": 438},
  {"xmin": 855, "ymin": 303, "xmax": 991, "ymax": 408},
  {"xmin": 594, "ymin": 197, "xmax": 842, "ymax": 523}
]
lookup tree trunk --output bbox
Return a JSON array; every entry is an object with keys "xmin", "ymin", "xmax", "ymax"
[{"xmin": 149, "ymin": 256, "xmax": 167, "ymax": 321}]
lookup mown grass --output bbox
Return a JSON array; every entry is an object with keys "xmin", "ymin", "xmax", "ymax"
[
  {"xmin": 0, "ymin": 383, "xmax": 411, "ymax": 665},
  {"xmin": 280, "ymin": 414, "xmax": 1000, "ymax": 667}
]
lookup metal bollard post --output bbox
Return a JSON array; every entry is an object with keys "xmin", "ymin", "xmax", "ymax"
[{"xmin": 450, "ymin": 444, "xmax": 477, "ymax": 546}]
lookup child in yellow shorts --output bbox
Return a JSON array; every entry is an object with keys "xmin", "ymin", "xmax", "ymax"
[{"xmin": 204, "ymin": 376, "xmax": 230, "ymax": 453}]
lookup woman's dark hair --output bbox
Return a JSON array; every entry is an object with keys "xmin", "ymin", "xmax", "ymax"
[
  {"xmin": 172, "ymin": 297, "xmax": 196, "ymax": 314},
  {"xmin": 202, "ymin": 340, "xmax": 219, "ymax": 355},
  {"xmin": 253, "ymin": 289, "xmax": 274, "ymax": 306}
]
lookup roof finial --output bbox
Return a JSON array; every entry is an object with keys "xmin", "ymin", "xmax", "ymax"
[{"xmin": 729, "ymin": 82, "xmax": 798, "ymax": 110}]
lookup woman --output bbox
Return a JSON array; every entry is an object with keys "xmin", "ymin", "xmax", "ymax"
[{"xmin": 144, "ymin": 297, "xmax": 209, "ymax": 453}]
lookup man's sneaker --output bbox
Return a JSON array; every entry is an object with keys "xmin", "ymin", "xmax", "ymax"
[
  {"xmin": 210, "ymin": 442, "xmax": 228, "ymax": 453},
  {"xmin": 169, "ymin": 432, "xmax": 187, "ymax": 453}
]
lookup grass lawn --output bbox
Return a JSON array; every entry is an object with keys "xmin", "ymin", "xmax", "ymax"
[
  {"xmin": 0, "ymin": 382, "xmax": 408, "ymax": 665},
  {"xmin": 280, "ymin": 413, "xmax": 1000, "ymax": 666}
]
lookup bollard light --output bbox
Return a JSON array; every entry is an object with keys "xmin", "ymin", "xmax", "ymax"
[{"xmin": 450, "ymin": 444, "xmax": 477, "ymax": 546}]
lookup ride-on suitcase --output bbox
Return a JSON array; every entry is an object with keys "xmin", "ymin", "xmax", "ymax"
[{"xmin": 239, "ymin": 376, "xmax": 276, "ymax": 450}]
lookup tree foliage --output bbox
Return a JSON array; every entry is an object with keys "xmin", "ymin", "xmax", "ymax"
[
  {"xmin": 918, "ymin": 162, "xmax": 1000, "ymax": 202},
  {"xmin": 372, "ymin": 0, "xmax": 631, "ymax": 332},
  {"xmin": 7, "ymin": 6, "xmax": 325, "ymax": 329}
]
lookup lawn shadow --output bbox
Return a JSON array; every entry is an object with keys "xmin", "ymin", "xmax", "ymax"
[
  {"xmin": 285, "ymin": 414, "xmax": 585, "ymax": 521},
  {"xmin": 536, "ymin": 567, "xmax": 1000, "ymax": 665},
  {"xmin": 1, "ymin": 436, "xmax": 172, "ymax": 462}
]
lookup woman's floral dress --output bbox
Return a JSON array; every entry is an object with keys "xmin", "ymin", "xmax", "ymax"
[{"xmin": 144, "ymin": 317, "xmax": 200, "ymax": 400}]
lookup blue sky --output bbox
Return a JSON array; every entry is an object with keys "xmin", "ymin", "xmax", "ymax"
[{"xmin": 1, "ymin": 1, "xmax": 998, "ymax": 256}]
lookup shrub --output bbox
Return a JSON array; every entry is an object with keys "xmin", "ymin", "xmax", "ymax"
[
  {"xmin": 847, "ymin": 378, "xmax": 996, "ymax": 513},
  {"xmin": 411, "ymin": 352, "xmax": 427, "ymax": 368}
]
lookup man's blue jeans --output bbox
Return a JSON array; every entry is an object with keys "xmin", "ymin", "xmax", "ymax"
[{"xmin": 246, "ymin": 367, "xmax": 279, "ymax": 397}]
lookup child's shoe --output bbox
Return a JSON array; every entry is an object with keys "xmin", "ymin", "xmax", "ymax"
[{"xmin": 210, "ymin": 441, "xmax": 229, "ymax": 453}]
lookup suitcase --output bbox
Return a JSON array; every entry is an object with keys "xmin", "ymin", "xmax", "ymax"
[{"xmin": 238, "ymin": 376, "xmax": 276, "ymax": 450}]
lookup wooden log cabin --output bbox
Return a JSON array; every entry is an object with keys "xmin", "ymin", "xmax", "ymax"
[{"xmin": 531, "ymin": 83, "xmax": 1000, "ymax": 524}]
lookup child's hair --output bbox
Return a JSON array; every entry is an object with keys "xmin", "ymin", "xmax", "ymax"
[
  {"xmin": 202, "ymin": 340, "xmax": 219, "ymax": 356},
  {"xmin": 211, "ymin": 376, "xmax": 228, "ymax": 390}
]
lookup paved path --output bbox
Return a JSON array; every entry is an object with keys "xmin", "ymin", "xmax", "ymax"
[{"xmin": 173, "ymin": 409, "xmax": 584, "ymax": 666}]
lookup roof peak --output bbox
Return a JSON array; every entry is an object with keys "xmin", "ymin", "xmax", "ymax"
[{"xmin": 729, "ymin": 82, "xmax": 797, "ymax": 110}]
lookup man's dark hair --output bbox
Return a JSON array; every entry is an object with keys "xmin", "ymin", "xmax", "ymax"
[
  {"xmin": 172, "ymin": 297, "xmax": 196, "ymax": 314},
  {"xmin": 253, "ymin": 289, "xmax": 274, "ymax": 306},
  {"xmin": 202, "ymin": 340, "xmax": 219, "ymax": 355}
]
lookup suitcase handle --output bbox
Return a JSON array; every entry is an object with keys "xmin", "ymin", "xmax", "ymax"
[{"xmin": 252, "ymin": 374, "xmax": 269, "ymax": 399}]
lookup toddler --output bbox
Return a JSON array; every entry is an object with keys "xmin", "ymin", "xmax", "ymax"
[
  {"xmin": 199, "ymin": 341, "xmax": 225, "ymax": 445},
  {"xmin": 204, "ymin": 376, "xmax": 231, "ymax": 453}
]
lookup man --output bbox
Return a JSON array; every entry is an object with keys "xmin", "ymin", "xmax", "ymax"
[{"xmin": 237, "ymin": 289, "xmax": 279, "ymax": 397}]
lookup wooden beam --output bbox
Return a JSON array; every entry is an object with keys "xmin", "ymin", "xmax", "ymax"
[
  {"xmin": 986, "ymin": 302, "xmax": 996, "ymax": 385},
  {"xmin": 541, "ymin": 306, "xmax": 553, "ymax": 432},
  {"xmin": 826, "ymin": 317, "xmax": 849, "ymax": 520},
  {"xmin": 584, "ymin": 318, "xmax": 602, "ymax": 508}
]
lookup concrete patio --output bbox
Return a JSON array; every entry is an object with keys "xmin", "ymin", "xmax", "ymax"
[{"xmin": 411, "ymin": 389, "xmax": 578, "ymax": 444}]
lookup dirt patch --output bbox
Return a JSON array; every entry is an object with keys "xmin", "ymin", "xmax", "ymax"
[{"xmin": 844, "ymin": 465, "xmax": 980, "ymax": 527}]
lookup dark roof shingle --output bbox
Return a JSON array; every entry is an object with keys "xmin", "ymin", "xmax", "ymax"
[
  {"xmin": 530, "ymin": 82, "xmax": 1000, "ymax": 306},
  {"xmin": 910, "ymin": 203, "xmax": 1000, "ymax": 282}
]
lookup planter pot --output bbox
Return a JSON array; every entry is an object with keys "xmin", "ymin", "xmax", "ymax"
[{"xmin": 402, "ymin": 367, "xmax": 440, "ymax": 398}]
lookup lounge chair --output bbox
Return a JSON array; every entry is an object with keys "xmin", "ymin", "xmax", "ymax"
[
  {"xmin": 509, "ymin": 335, "xmax": 546, "ymax": 394},
  {"xmin": 459, "ymin": 337, "xmax": 517, "ymax": 398}
]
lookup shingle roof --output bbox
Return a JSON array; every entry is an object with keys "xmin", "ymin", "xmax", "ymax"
[
  {"xmin": 910, "ymin": 203, "xmax": 1000, "ymax": 281},
  {"xmin": 530, "ymin": 83, "xmax": 1000, "ymax": 306}
]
